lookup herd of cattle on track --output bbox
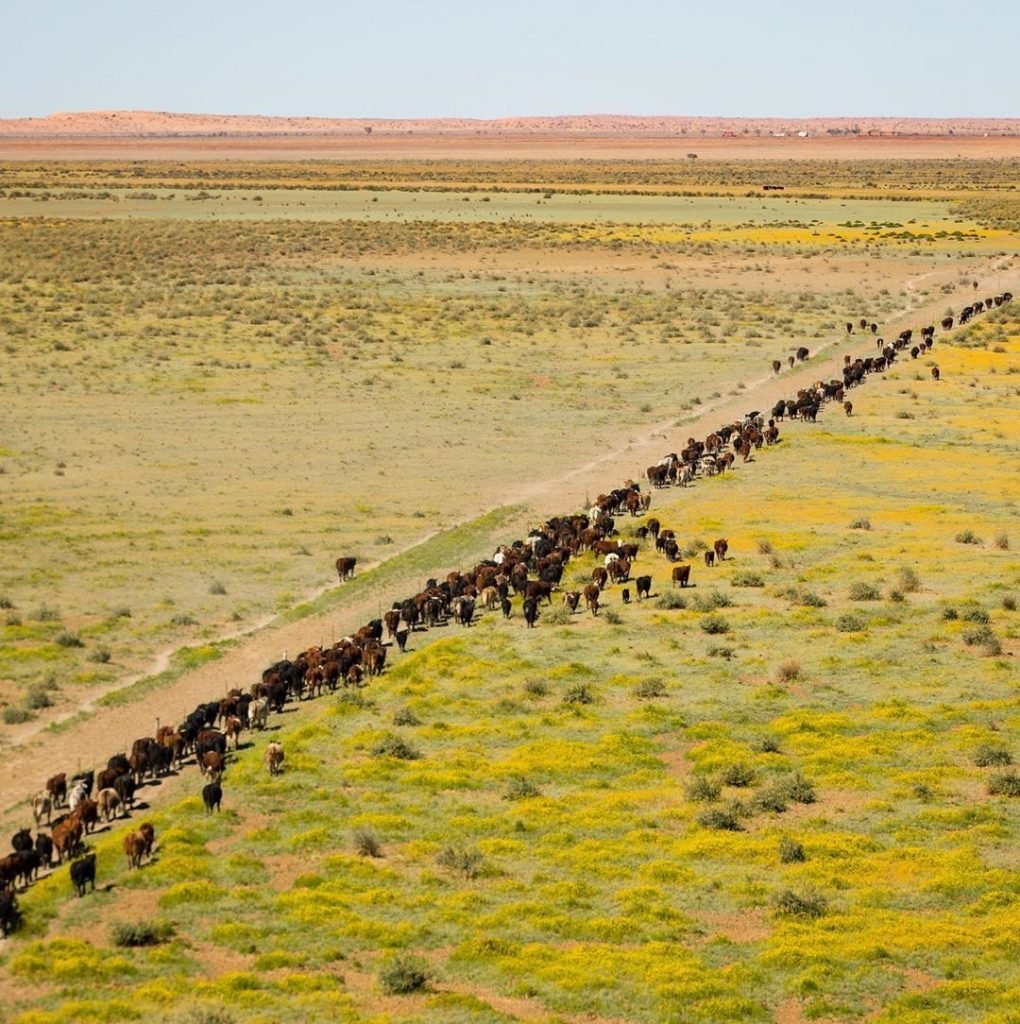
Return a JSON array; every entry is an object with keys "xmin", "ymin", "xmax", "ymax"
[{"xmin": 1, "ymin": 289, "xmax": 1011, "ymax": 940}]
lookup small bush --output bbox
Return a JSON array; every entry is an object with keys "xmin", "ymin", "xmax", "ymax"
[
  {"xmin": 563, "ymin": 683, "xmax": 595, "ymax": 706},
  {"xmin": 504, "ymin": 776, "xmax": 539, "ymax": 801},
  {"xmin": 33, "ymin": 605, "xmax": 60, "ymax": 622},
  {"xmin": 392, "ymin": 707, "xmax": 420, "ymax": 727},
  {"xmin": 962, "ymin": 607, "xmax": 989, "ymax": 624},
  {"xmin": 543, "ymin": 605, "xmax": 572, "ymax": 625},
  {"xmin": 775, "ymin": 889, "xmax": 828, "ymax": 918},
  {"xmin": 773, "ymin": 659, "xmax": 801, "ymax": 683},
  {"xmin": 88, "ymin": 646, "xmax": 112, "ymax": 664},
  {"xmin": 634, "ymin": 679, "xmax": 667, "ymax": 699},
  {"xmin": 523, "ymin": 679, "xmax": 548, "ymax": 698},
  {"xmin": 692, "ymin": 590, "xmax": 733, "ymax": 611},
  {"xmin": 113, "ymin": 606, "xmax": 132, "ymax": 618},
  {"xmin": 849, "ymin": 517, "xmax": 871, "ymax": 530},
  {"xmin": 685, "ymin": 776, "xmax": 721, "ymax": 802},
  {"xmin": 371, "ymin": 733, "xmax": 421, "ymax": 760},
  {"xmin": 700, "ymin": 614, "xmax": 730, "ymax": 635},
  {"xmin": 955, "ymin": 529, "xmax": 982, "ymax": 545},
  {"xmin": 849, "ymin": 582, "xmax": 881, "ymax": 601},
  {"xmin": 779, "ymin": 837, "xmax": 806, "ymax": 863},
  {"xmin": 697, "ymin": 807, "xmax": 742, "ymax": 831},
  {"xmin": 993, "ymin": 533, "xmax": 1009, "ymax": 550},
  {"xmin": 752, "ymin": 784, "xmax": 789, "ymax": 814},
  {"xmin": 2, "ymin": 707, "xmax": 33, "ymax": 725},
  {"xmin": 836, "ymin": 613, "xmax": 866, "ymax": 632},
  {"xmin": 962, "ymin": 624, "xmax": 995, "ymax": 647},
  {"xmin": 54, "ymin": 630, "xmax": 84, "ymax": 648},
  {"xmin": 800, "ymin": 591, "xmax": 827, "ymax": 608},
  {"xmin": 0, "ymin": 595, "xmax": 13, "ymax": 609},
  {"xmin": 111, "ymin": 920, "xmax": 174, "ymax": 947},
  {"xmin": 353, "ymin": 827, "xmax": 383, "ymax": 857},
  {"xmin": 753, "ymin": 735, "xmax": 782, "ymax": 754},
  {"xmin": 170, "ymin": 614, "xmax": 198, "ymax": 626},
  {"xmin": 655, "ymin": 592, "xmax": 687, "ymax": 610},
  {"xmin": 731, "ymin": 571, "xmax": 765, "ymax": 588},
  {"xmin": 896, "ymin": 566, "xmax": 921, "ymax": 593},
  {"xmin": 378, "ymin": 952, "xmax": 430, "ymax": 995},
  {"xmin": 720, "ymin": 762, "xmax": 756, "ymax": 787},
  {"xmin": 208, "ymin": 581, "xmax": 227, "ymax": 595},
  {"xmin": 1003, "ymin": 596, "xmax": 1016, "ymax": 612},
  {"xmin": 757, "ymin": 540, "xmax": 774, "ymax": 554},
  {"xmin": 436, "ymin": 846, "xmax": 484, "ymax": 878},
  {"xmin": 974, "ymin": 744, "xmax": 1012, "ymax": 767},
  {"xmin": 780, "ymin": 772, "xmax": 817, "ymax": 804},
  {"xmin": 5, "ymin": 612, "xmax": 21, "ymax": 626},
  {"xmin": 987, "ymin": 771, "xmax": 1020, "ymax": 797},
  {"xmin": 942, "ymin": 607, "xmax": 959, "ymax": 621},
  {"xmin": 24, "ymin": 684, "xmax": 53, "ymax": 710},
  {"xmin": 707, "ymin": 645, "xmax": 735, "ymax": 659}
]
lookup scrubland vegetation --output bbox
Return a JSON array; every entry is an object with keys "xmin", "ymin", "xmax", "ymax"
[{"xmin": 1, "ymin": 158, "xmax": 1018, "ymax": 1021}]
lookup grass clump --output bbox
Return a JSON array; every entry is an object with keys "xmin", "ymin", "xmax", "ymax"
[
  {"xmin": 752, "ymin": 784, "xmax": 789, "ymax": 814},
  {"xmin": 111, "ymin": 920, "xmax": 174, "ymax": 948},
  {"xmin": 753, "ymin": 735, "xmax": 782, "ymax": 754},
  {"xmin": 849, "ymin": 517, "xmax": 871, "ymax": 530},
  {"xmin": 731, "ymin": 571, "xmax": 765, "ymax": 587},
  {"xmin": 993, "ymin": 532, "xmax": 1009, "ymax": 550},
  {"xmin": 543, "ymin": 605, "xmax": 572, "ymax": 625},
  {"xmin": 987, "ymin": 771, "xmax": 1020, "ymax": 797},
  {"xmin": 522, "ymin": 679, "xmax": 548, "ymax": 698},
  {"xmin": 779, "ymin": 837, "xmax": 806, "ymax": 864},
  {"xmin": 836, "ymin": 612, "xmax": 866, "ymax": 632},
  {"xmin": 602, "ymin": 608, "xmax": 623, "ymax": 625},
  {"xmin": 436, "ymin": 846, "xmax": 484, "ymax": 879},
  {"xmin": 780, "ymin": 772, "xmax": 817, "ymax": 804},
  {"xmin": 973, "ymin": 744, "xmax": 1012, "ymax": 767},
  {"xmin": 87, "ymin": 646, "xmax": 112, "ymax": 663},
  {"xmin": 1003, "ymin": 596, "xmax": 1016, "ymax": 611},
  {"xmin": 700, "ymin": 614, "xmax": 730, "ymax": 635},
  {"xmin": 352, "ymin": 827, "xmax": 384, "ymax": 858},
  {"xmin": 896, "ymin": 566, "xmax": 921, "ymax": 592},
  {"xmin": 697, "ymin": 807, "xmax": 742, "ymax": 831},
  {"xmin": 53, "ymin": 630, "xmax": 84, "ymax": 648},
  {"xmin": 2, "ymin": 706, "xmax": 33, "ymax": 725},
  {"xmin": 955, "ymin": 529, "xmax": 982, "ymax": 545},
  {"xmin": 692, "ymin": 590, "xmax": 733, "ymax": 611},
  {"xmin": 208, "ymin": 580, "xmax": 227, "ymax": 595},
  {"xmin": 685, "ymin": 776, "xmax": 722, "ymax": 802},
  {"xmin": 24, "ymin": 683, "xmax": 54, "ymax": 710},
  {"xmin": 563, "ymin": 683, "xmax": 595, "ymax": 706},
  {"xmin": 849, "ymin": 582, "xmax": 881, "ymax": 601},
  {"xmin": 392, "ymin": 706, "xmax": 420, "ymax": 727},
  {"xmin": 655, "ymin": 592, "xmax": 687, "ymax": 610},
  {"xmin": 371, "ymin": 733, "xmax": 421, "ymax": 760},
  {"xmin": 775, "ymin": 889, "xmax": 828, "ymax": 918},
  {"xmin": 707, "ymin": 645, "xmax": 735, "ymax": 658},
  {"xmin": 720, "ymin": 762, "xmax": 756, "ymax": 787},
  {"xmin": 773, "ymin": 658, "xmax": 801, "ymax": 683},
  {"xmin": 504, "ymin": 776, "xmax": 540, "ymax": 801},
  {"xmin": 378, "ymin": 951, "xmax": 430, "ymax": 995},
  {"xmin": 634, "ymin": 678, "xmax": 667, "ymax": 699},
  {"xmin": 32, "ymin": 605, "xmax": 60, "ymax": 622}
]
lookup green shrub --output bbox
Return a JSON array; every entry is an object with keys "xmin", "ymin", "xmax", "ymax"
[
  {"xmin": 731, "ymin": 571, "xmax": 765, "ymax": 587},
  {"xmin": 896, "ymin": 566, "xmax": 921, "ymax": 593},
  {"xmin": 1003, "ymin": 596, "xmax": 1016, "ymax": 611},
  {"xmin": 707, "ymin": 645, "xmax": 735, "ymax": 658},
  {"xmin": 962, "ymin": 607, "xmax": 990, "ymax": 624},
  {"xmin": 720, "ymin": 762, "xmax": 756, "ymax": 787},
  {"xmin": 371, "ymin": 733, "xmax": 421, "ymax": 760},
  {"xmin": 697, "ymin": 807, "xmax": 742, "ymax": 831},
  {"xmin": 700, "ymin": 614, "xmax": 730, "ymax": 635},
  {"xmin": 655, "ymin": 592, "xmax": 687, "ymax": 610},
  {"xmin": 974, "ymin": 744, "xmax": 1012, "ymax": 767},
  {"xmin": 634, "ymin": 679, "xmax": 667, "ymax": 699},
  {"xmin": 779, "ymin": 837, "xmax": 806, "ymax": 864},
  {"xmin": 0, "ymin": 595, "xmax": 13, "ymax": 609},
  {"xmin": 780, "ymin": 772, "xmax": 817, "ymax": 804},
  {"xmin": 685, "ymin": 776, "xmax": 721, "ymax": 802},
  {"xmin": 955, "ymin": 529, "xmax": 982, "ymax": 545},
  {"xmin": 33, "ymin": 605, "xmax": 60, "ymax": 622},
  {"xmin": 543, "ymin": 605, "xmax": 572, "ymax": 625},
  {"xmin": 87, "ymin": 646, "xmax": 112, "ymax": 664},
  {"xmin": 962, "ymin": 624, "xmax": 995, "ymax": 647},
  {"xmin": 352, "ymin": 827, "xmax": 383, "ymax": 858},
  {"xmin": 849, "ymin": 517, "xmax": 871, "ymax": 530},
  {"xmin": 692, "ymin": 590, "xmax": 733, "ymax": 611},
  {"xmin": 987, "ymin": 771, "xmax": 1020, "ymax": 797},
  {"xmin": 775, "ymin": 889, "xmax": 828, "ymax": 918},
  {"xmin": 757, "ymin": 539, "xmax": 774, "ymax": 554},
  {"xmin": 2, "ymin": 706, "xmax": 33, "ymax": 725},
  {"xmin": 436, "ymin": 846, "xmax": 484, "ymax": 878},
  {"xmin": 54, "ymin": 630, "xmax": 84, "ymax": 648},
  {"xmin": 563, "ymin": 683, "xmax": 595, "ymax": 705},
  {"xmin": 523, "ymin": 679, "xmax": 548, "ymax": 698},
  {"xmin": 800, "ymin": 591, "xmax": 828, "ymax": 608},
  {"xmin": 752, "ymin": 784, "xmax": 789, "ymax": 814},
  {"xmin": 111, "ymin": 920, "xmax": 174, "ymax": 947},
  {"xmin": 504, "ymin": 776, "xmax": 539, "ymax": 801},
  {"xmin": 942, "ymin": 606, "xmax": 959, "ymax": 620},
  {"xmin": 849, "ymin": 582, "xmax": 881, "ymax": 601},
  {"xmin": 836, "ymin": 613, "xmax": 866, "ymax": 632},
  {"xmin": 993, "ymin": 532, "xmax": 1009, "ymax": 550},
  {"xmin": 392, "ymin": 706, "xmax": 420, "ymax": 727},
  {"xmin": 378, "ymin": 952, "xmax": 430, "ymax": 995},
  {"xmin": 753, "ymin": 735, "xmax": 782, "ymax": 754},
  {"xmin": 208, "ymin": 580, "xmax": 227, "ymax": 595},
  {"xmin": 602, "ymin": 608, "xmax": 623, "ymax": 625},
  {"xmin": 170, "ymin": 614, "xmax": 198, "ymax": 626}
]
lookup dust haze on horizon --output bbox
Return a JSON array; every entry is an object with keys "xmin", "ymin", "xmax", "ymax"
[{"xmin": 4, "ymin": 0, "xmax": 1020, "ymax": 121}]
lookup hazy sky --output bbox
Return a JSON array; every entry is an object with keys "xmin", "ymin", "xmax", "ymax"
[{"xmin": 5, "ymin": 0, "xmax": 1018, "ymax": 119}]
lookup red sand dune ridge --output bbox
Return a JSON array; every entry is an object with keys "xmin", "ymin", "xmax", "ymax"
[{"xmin": 2, "ymin": 110, "xmax": 1019, "ymax": 138}]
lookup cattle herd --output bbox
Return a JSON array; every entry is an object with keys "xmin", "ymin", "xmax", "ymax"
[{"xmin": 0, "ymin": 290, "xmax": 1011, "ymax": 941}]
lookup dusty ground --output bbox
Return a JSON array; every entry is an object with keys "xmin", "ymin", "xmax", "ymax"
[{"xmin": 2, "ymin": 254, "xmax": 1011, "ymax": 831}]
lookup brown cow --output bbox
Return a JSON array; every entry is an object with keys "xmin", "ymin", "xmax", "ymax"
[
  {"xmin": 264, "ymin": 742, "xmax": 285, "ymax": 777},
  {"xmin": 124, "ymin": 831, "xmax": 147, "ymax": 870},
  {"xmin": 772, "ymin": 360, "xmax": 781, "ymax": 374},
  {"xmin": 931, "ymin": 365, "xmax": 940, "ymax": 381},
  {"xmin": 704, "ymin": 549, "xmax": 715, "ymax": 567},
  {"xmin": 201, "ymin": 751, "xmax": 225, "ymax": 780},
  {"xmin": 583, "ymin": 583, "xmax": 601, "ymax": 617},
  {"xmin": 591, "ymin": 566, "xmax": 609, "ymax": 589},
  {"xmin": 46, "ymin": 773, "xmax": 67, "ymax": 807},
  {"xmin": 138, "ymin": 822, "xmax": 156, "ymax": 859},
  {"xmin": 671, "ymin": 564, "xmax": 691, "ymax": 588},
  {"xmin": 335, "ymin": 556, "xmax": 357, "ymax": 581},
  {"xmin": 96, "ymin": 788, "xmax": 122, "ymax": 822},
  {"xmin": 844, "ymin": 401, "xmax": 853, "ymax": 416},
  {"xmin": 52, "ymin": 819, "xmax": 82, "ymax": 864},
  {"xmin": 714, "ymin": 539, "xmax": 728, "ymax": 562},
  {"xmin": 563, "ymin": 591, "xmax": 581, "ymax": 613},
  {"xmin": 71, "ymin": 797, "xmax": 99, "ymax": 835}
]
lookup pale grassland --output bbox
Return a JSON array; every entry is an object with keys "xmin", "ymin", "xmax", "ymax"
[
  {"xmin": 4, "ymin": 310, "xmax": 1018, "ymax": 1023},
  {"xmin": 7, "ymin": 157, "xmax": 1014, "ymax": 723}
]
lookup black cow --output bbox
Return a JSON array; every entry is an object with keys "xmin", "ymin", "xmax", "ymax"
[
  {"xmin": 11, "ymin": 828, "xmax": 33, "ymax": 853},
  {"xmin": 636, "ymin": 575, "xmax": 652, "ymax": 600},
  {"xmin": 35, "ymin": 832, "xmax": 54, "ymax": 868},
  {"xmin": 202, "ymin": 782, "xmax": 222, "ymax": 814},
  {"xmin": 523, "ymin": 597, "xmax": 540, "ymax": 628},
  {"xmin": 0, "ymin": 890, "xmax": 19, "ymax": 937},
  {"xmin": 70, "ymin": 853, "xmax": 96, "ymax": 897}
]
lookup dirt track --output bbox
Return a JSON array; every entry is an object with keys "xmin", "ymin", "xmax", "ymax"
[{"xmin": 1, "ymin": 257, "xmax": 1013, "ymax": 830}]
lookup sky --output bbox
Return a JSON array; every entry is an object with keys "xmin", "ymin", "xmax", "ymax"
[{"xmin": 4, "ymin": 0, "xmax": 1019, "ymax": 119}]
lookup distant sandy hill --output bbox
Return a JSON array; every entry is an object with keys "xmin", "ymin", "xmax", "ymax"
[{"xmin": 2, "ymin": 111, "xmax": 1019, "ymax": 138}]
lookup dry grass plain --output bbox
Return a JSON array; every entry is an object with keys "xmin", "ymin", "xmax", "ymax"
[{"xmin": 0, "ymin": 148, "xmax": 1018, "ymax": 1021}]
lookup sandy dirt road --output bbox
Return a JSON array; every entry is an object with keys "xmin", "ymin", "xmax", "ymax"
[{"xmin": 2, "ymin": 256, "xmax": 1013, "ymax": 830}]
